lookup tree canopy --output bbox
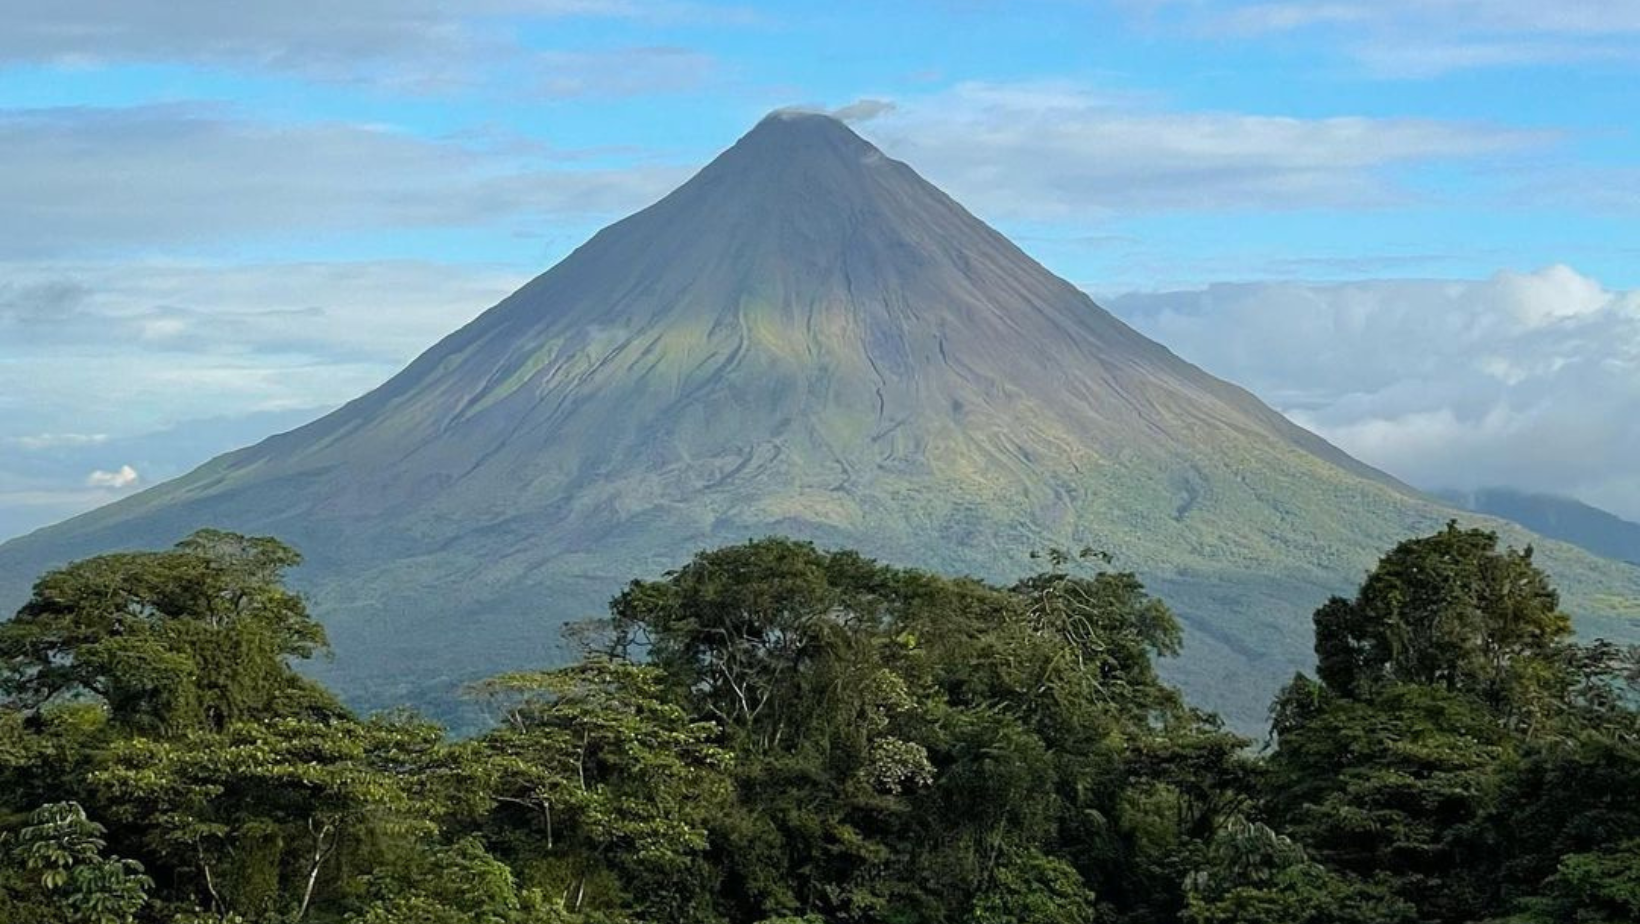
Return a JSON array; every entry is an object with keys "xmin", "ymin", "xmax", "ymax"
[
  {"xmin": 0, "ymin": 530, "xmax": 336, "ymax": 734},
  {"xmin": 2, "ymin": 526, "xmax": 1636, "ymax": 923}
]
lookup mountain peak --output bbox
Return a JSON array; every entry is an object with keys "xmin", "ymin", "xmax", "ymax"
[
  {"xmin": 11, "ymin": 108, "xmax": 1603, "ymax": 735},
  {"xmin": 701, "ymin": 108, "xmax": 890, "ymax": 183},
  {"xmin": 750, "ymin": 107, "xmax": 862, "ymax": 138}
]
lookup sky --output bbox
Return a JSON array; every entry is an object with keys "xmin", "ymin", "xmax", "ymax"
[{"xmin": 1, "ymin": 0, "xmax": 1638, "ymax": 539}]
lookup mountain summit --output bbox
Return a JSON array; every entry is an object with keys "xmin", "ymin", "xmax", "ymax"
[{"xmin": 4, "ymin": 112, "xmax": 1636, "ymax": 726}]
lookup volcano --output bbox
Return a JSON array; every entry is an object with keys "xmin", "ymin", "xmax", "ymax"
[{"xmin": 4, "ymin": 111, "xmax": 1636, "ymax": 727}]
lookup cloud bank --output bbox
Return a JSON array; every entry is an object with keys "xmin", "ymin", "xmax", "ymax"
[
  {"xmin": 852, "ymin": 82, "xmax": 1545, "ymax": 219},
  {"xmin": 0, "ymin": 257, "xmax": 523, "ymax": 541},
  {"xmin": 1130, "ymin": 0, "xmax": 1640, "ymax": 77},
  {"xmin": 0, "ymin": 84, "xmax": 1560, "ymax": 268},
  {"xmin": 0, "ymin": 105, "xmax": 688, "ymax": 258},
  {"xmin": 0, "ymin": 1, "xmax": 723, "ymax": 91},
  {"xmin": 0, "ymin": 259, "xmax": 523, "ymax": 437},
  {"xmin": 1107, "ymin": 265, "xmax": 1640, "ymax": 520}
]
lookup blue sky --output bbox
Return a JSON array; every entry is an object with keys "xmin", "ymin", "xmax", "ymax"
[{"xmin": 2, "ymin": 0, "xmax": 1639, "ymax": 538}]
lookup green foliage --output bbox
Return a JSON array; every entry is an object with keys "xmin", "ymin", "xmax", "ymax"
[
  {"xmin": 0, "ymin": 530, "xmax": 336, "ymax": 734},
  {"xmin": 2, "ymin": 802, "xmax": 151, "ymax": 924},
  {"xmin": 1312, "ymin": 523, "xmax": 1573, "ymax": 715},
  {"xmin": 462, "ymin": 658, "xmax": 732, "ymax": 921},
  {"xmin": 1180, "ymin": 816, "xmax": 1413, "ymax": 924},
  {"xmin": 344, "ymin": 837, "xmax": 553, "ymax": 924},
  {"xmin": 89, "ymin": 712, "xmax": 443, "ymax": 919},
  {"xmin": 970, "ymin": 849, "xmax": 1101, "ymax": 924},
  {"xmin": 1501, "ymin": 839, "xmax": 1640, "ymax": 924},
  {"xmin": 1476, "ymin": 732, "xmax": 1640, "ymax": 915},
  {"xmin": 1267, "ymin": 525, "xmax": 1640, "ymax": 924},
  {"xmin": 0, "ymin": 527, "xmax": 1636, "ymax": 924},
  {"xmin": 603, "ymin": 539, "xmax": 1240, "ymax": 923}
]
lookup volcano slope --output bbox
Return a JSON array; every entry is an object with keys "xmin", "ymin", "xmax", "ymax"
[{"xmin": 3, "ymin": 111, "xmax": 1637, "ymax": 729}]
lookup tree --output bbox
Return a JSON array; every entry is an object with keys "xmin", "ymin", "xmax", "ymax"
[
  {"xmin": 1310, "ymin": 523, "xmax": 1571, "ymax": 726},
  {"xmin": 464, "ymin": 659, "xmax": 732, "ymax": 922},
  {"xmin": 344, "ymin": 838, "xmax": 561, "ymax": 924},
  {"xmin": 0, "ymin": 530, "xmax": 336, "ymax": 734},
  {"xmin": 2, "ymin": 528, "xmax": 1631, "ymax": 924},
  {"xmin": 0, "ymin": 701, "xmax": 112, "ymax": 819},
  {"xmin": 1264, "ymin": 524, "xmax": 1639, "ymax": 924},
  {"xmin": 1013, "ymin": 548, "xmax": 1182, "ymax": 716},
  {"xmin": 602, "ymin": 540, "xmax": 1243, "ymax": 924},
  {"xmin": 89, "ymin": 714, "xmax": 441, "ymax": 920},
  {"xmin": 1267, "ymin": 682, "xmax": 1505, "ymax": 920},
  {"xmin": 608, "ymin": 538, "xmax": 890, "ymax": 752}
]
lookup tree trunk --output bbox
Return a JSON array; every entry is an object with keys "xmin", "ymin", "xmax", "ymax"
[{"xmin": 296, "ymin": 819, "xmax": 334, "ymax": 922}]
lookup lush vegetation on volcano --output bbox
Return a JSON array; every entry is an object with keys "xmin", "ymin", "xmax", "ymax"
[{"xmin": 2, "ymin": 524, "xmax": 1638, "ymax": 924}]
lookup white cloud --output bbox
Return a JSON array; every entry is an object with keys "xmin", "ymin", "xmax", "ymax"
[
  {"xmin": 0, "ymin": 86, "xmax": 1549, "ymax": 264},
  {"xmin": 0, "ymin": 486, "xmax": 124, "ymax": 543},
  {"xmin": 0, "ymin": 259, "xmax": 521, "ymax": 357},
  {"xmin": 0, "ymin": 105, "xmax": 689, "ymax": 258},
  {"xmin": 1107, "ymin": 265, "xmax": 1640, "ymax": 520},
  {"xmin": 0, "ymin": 1, "xmax": 733, "ymax": 90},
  {"xmin": 1195, "ymin": 0, "xmax": 1640, "ymax": 37},
  {"xmin": 0, "ymin": 408, "xmax": 329, "ymax": 542},
  {"xmin": 0, "ymin": 259, "xmax": 527, "ymax": 438},
  {"xmin": 1136, "ymin": 0, "xmax": 1640, "ymax": 76},
  {"xmin": 533, "ymin": 46, "xmax": 718, "ymax": 98},
  {"xmin": 85, "ymin": 465, "xmax": 139, "ymax": 489},
  {"xmin": 831, "ymin": 99, "xmax": 897, "ymax": 123},
  {"xmin": 12, "ymin": 433, "xmax": 109, "ymax": 450},
  {"xmin": 853, "ymin": 81, "xmax": 1545, "ymax": 219}
]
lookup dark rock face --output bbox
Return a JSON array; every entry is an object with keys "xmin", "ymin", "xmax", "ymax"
[{"xmin": 4, "ymin": 112, "xmax": 1636, "ymax": 729}]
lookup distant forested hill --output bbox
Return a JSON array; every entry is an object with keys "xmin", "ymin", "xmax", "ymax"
[{"xmin": 1440, "ymin": 487, "xmax": 1640, "ymax": 564}]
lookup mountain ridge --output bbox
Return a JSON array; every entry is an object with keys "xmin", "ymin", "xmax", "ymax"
[{"xmin": 1439, "ymin": 487, "xmax": 1640, "ymax": 565}]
